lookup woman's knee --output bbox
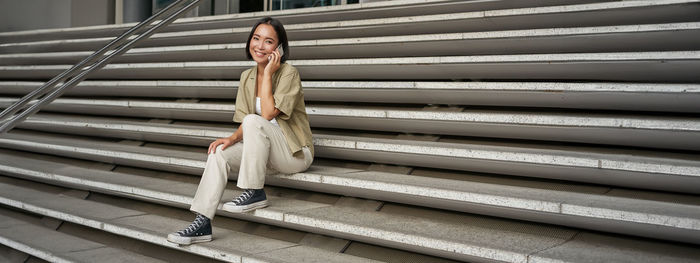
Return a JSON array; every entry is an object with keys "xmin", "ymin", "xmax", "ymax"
[
  {"xmin": 211, "ymin": 142, "xmax": 243, "ymax": 167},
  {"xmin": 242, "ymin": 114, "xmax": 265, "ymax": 127},
  {"xmin": 241, "ymin": 114, "xmax": 268, "ymax": 136},
  {"xmin": 209, "ymin": 144, "xmax": 232, "ymax": 163}
]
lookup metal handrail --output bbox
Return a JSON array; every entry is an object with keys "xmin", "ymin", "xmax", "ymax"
[
  {"xmin": 0, "ymin": 0, "xmax": 190, "ymax": 122},
  {"xmin": 0, "ymin": 0, "xmax": 202, "ymax": 134}
]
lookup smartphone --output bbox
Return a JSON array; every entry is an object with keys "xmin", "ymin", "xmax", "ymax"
[
  {"xmin": 276, "ymin": 44, "xmax": 284, "ymax": 57},
  {"xmin": 268, "ymin": 45, "xmax": 284, "ymax": 61}
]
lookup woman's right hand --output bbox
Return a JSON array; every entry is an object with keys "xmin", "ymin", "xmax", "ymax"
[{"xmin": 208, "ymin": 137, "xmax": 234, "ymax": 154}]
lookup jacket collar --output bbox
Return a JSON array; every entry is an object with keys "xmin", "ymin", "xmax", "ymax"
[{"xmin": 248, "ymin": 63, "xmax": 286, "ymax": 80}]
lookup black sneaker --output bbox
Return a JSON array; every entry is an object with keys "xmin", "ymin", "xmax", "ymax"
[
  {"xmin": 167, "ymin": 213, "xmax": 212, "ymax": 245},
  {"xmin": 222, "ymin": 189, "xmax": 268, "ymax": 213}
]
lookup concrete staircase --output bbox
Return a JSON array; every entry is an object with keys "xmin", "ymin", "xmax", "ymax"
[{"xmin": 1, "ymin": 0, "xmax": 699, "ymax": 262}]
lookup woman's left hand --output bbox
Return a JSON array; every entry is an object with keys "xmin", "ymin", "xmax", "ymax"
[{"xmin": 264, "ymin": 49, "xmax": 281, "ymax": 76}]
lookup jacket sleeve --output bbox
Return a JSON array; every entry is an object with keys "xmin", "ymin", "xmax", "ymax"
[
  {"xmin": 232, "ymin": 72, "xmax": 250, "ymax": 123},
  {"xmin": 273, "ymin": 68, "xmax": 302, "ymax": 121}
]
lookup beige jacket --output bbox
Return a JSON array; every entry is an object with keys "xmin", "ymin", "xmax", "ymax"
[{"xmin": 233, "ymin": 63, "xmax": 314, "ymax": 158}]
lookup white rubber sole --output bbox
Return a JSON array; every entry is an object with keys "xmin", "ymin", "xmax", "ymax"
[
  {"xmin": 166, "ymin": 233, "xmax": 212, "ymax": 245},
  {"xmin": 222, "ymin": 200, "xmax": 269, "ymax": 213}
]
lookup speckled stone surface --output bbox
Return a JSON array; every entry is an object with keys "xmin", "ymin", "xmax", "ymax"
[
  {"xmin": 529, "ymin": 232, "xmax": 700, "ymax": 263},
  {"xmin": 0, "ymin": 182, "xmax": 146, "ymax": 222},
  {"xmin": 561, "ymin": 195, "xmax": 700, "ymax": 230},
  {"xmin": 3, "ymin": 79, "xmax": 699, "ymax": 93},
  {"xmin": 313, "ymin": 134, "xmax": 700, "ymax": 177},
  {"xmin": 64, "ymin": 247, "xmax": 169, "ymax": 263},
  {"xmin": 1, "ymin": 135, "xmax": 699, "ymax": 233},
  {"xmin": 2, "ymin": 141, "xmax": 700, "ymax": 261},
  {"xmin": 3, "ymin": 51, "xmax": 700, "ymax": 81},
  {"xmin": 0, "ymin": 214, "xmax": 168, "ymax": 263},
  {"xmin": 14, "ymin": 97, "xmax": 700, "ymax": 132},
  {"xmin": 317, "ymin": 170, "xmax": 563, "ymax": 212},
  {"xmin": 0, "ymin": 222, "xmax": 103, "ymax": 255},
  {"xmin": 245, "ymin": 245, "xmax": 382, "ymax": 263},
  {"xmin": 112, "ymin": 214, "xmax": 296, "ymax": 255},
  {"xmin": 0, "ymin": 182, "xmax": 378, "ymax": 263},
  {"xmin": 0, "ymin": 0, "xmax": 690, "ymax": 42},
  {"xmin": 284, "ymin": 205, "xmax": 576, "ymax": 263}
]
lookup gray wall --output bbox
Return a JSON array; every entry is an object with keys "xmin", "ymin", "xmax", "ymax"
[
  {"xmin": 71, "ymin": 0, "xmax": 115, "ymax": 28},
  {"xmin": 123, "ymin": 0, "xmax": 151, "ymax": 23},
  {"xmin": 0, "ymin": 0, "xmax": 114, "ymax": 32}
]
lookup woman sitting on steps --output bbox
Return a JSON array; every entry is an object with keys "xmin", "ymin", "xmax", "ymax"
[{"xmin": 167, "ymin": 16, "xmax": 314, "ymax": 245}]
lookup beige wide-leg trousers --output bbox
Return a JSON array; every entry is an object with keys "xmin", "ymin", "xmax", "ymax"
[{"xmin": 190, "ymin": 114, "xmax": 313, "ymax": 219}]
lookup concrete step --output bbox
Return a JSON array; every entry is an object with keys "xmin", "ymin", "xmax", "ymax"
[
  {"xmin": 2, "ymin": 144, "xmax": 700, "ymax": 246},
  {"xmin": 5, "ymin": 100, "xmax": 698, "ymax": 151},
  {"xmin": 1, "ymin": 1, "xmax": 698, "ymax": 53},
  {"xmin": 2, "ymin": 81, "xmax": 699, "ymax": 113},
  {"xmin": 3, "ymin": 121, "xmax": 699, "ymax": 194},
  {"xmin": 1, "ymin": 51, "xmax": 699, "ymax": 81},
  {"xmin": 0, "ymin": 177, "xmax": 381, "ymax": 263},
  {"xmin": 0, "ymin": 177, "xmax": 460, "ymax": 263},
  {"xmin": 0, "ymin": 169, "xmax": 523, "ymax": 263},
  {"xmin": 0, "ymin": 243, "xmax": 35, "ymax": 263},
  {"xmin": 2, "ymin": 152, "xmax": 700, "ymax": 263},
  {"xmin": 0, "ymin": 0, "xmax": 599, "ymax": 44},
  {"xmin": 0, "ymin": 210, "xmax": 167, "ymax": 263},
  {"xmin": 3, "ymin": 22, "xmax": 699, "ymax": 65}
]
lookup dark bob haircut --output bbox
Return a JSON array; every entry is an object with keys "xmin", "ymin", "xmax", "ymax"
[{"xmin": 245, "ymin": 17, "xmax": 289, "ymax": 63}]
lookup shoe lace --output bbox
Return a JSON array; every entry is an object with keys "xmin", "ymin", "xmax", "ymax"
[
  {"xmin": 177, "ymin": 214, "xmax": 207, "ymax": 235},
  {"xmin": 232, "ymin": 189, "xmax": 255, "ymax": 205}
]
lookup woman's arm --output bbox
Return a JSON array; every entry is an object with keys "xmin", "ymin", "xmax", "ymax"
[{"xmin": 259, "ymin": 49, "xmax": 282, "ymax": 120}]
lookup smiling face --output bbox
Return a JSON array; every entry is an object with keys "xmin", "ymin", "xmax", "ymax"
[{"xmin": 248, "ymin": 23, "xmax": 279, "ymax": 65}]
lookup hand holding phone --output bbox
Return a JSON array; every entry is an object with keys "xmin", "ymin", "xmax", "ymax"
[
  {"xmin": 269, "ymin": 45, "xmax": 283, "ymax": 61},
  {"xmin": 264, "ymin": 44, "xmax": 283, "ymax": 75}
]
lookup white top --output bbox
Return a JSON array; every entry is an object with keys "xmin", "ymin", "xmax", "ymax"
[{"xmin": 255, "ymin": 97, "xmax": 279, "ymax": 126}]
